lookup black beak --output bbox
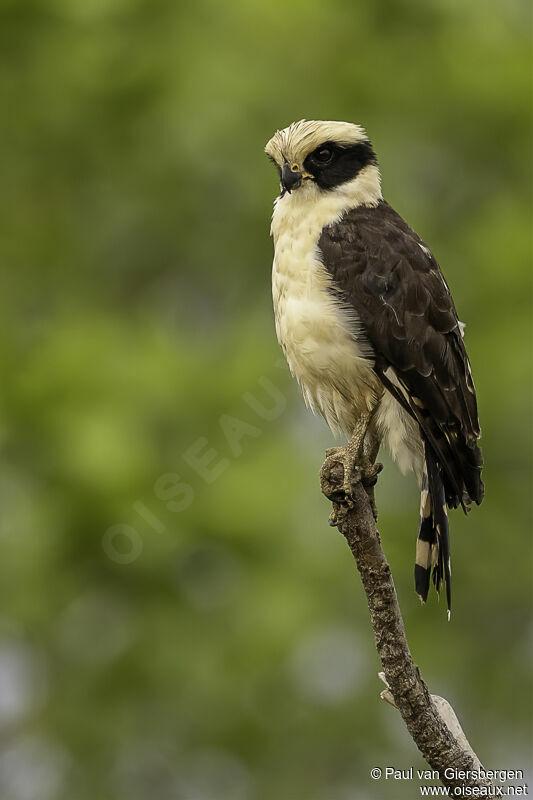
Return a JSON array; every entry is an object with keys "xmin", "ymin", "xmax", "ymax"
[{"xmin": 281, "ymin": 163, "xmax": 302, "ymax": 193}]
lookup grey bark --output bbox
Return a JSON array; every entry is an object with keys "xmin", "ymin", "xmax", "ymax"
[{"xmin": 320, "ymin": 453, "xmax": 491, "ymax": 792}]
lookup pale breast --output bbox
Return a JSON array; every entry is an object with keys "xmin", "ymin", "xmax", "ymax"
[{"xmin": 271, "ymin": 190, "xmax": 381, "ymax": 436}]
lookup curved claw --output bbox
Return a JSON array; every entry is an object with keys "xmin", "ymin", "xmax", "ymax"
[{"xmin": 361, "ymin": 462, "xmax": 383, "ymax": 488}]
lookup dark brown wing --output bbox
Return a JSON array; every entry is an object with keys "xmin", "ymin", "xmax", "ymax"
[{"xmin": 318, "ymin": 200, "xmax": 483, "ymax": 508}]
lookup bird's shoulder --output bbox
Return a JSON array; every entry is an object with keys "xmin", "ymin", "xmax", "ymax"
[
  {"xmin": 318, "ymin": 199, "xmax": 459, "ymax": 338},
  {"xmin": 320, "ymin": 199, "xmax": 435, "ymax": 274}
]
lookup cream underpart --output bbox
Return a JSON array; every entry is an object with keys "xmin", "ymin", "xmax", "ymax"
[{"xmin": 270, "ymin": 165, "xmax": 424, "ymax": 480}]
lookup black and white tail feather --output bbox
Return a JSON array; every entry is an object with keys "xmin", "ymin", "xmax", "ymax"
[{"xmin": 415, "ymin": 444, "xmax": 452, "ymax": 618}]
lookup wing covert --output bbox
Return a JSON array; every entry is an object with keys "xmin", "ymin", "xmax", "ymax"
[{"xmin": 318, "ymin": 200, "xmax": 483, "ymax": 507}]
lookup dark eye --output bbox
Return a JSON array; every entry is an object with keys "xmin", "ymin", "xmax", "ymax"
[{"xmin": 314, "ymin": 146, "xmax": 334, "ymax": 164}]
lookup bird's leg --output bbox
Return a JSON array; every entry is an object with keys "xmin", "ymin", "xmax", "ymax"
[
  {"xmin": 326, "ymin": 413, "xmax": 382, "ymax": 493},
  {"xmin": 360, "ymin": 423, "xmax": 381, "ymax": 521},
  {"xmin": 321, "ymin": 411, "xmax": 383, "ymax": 520}
]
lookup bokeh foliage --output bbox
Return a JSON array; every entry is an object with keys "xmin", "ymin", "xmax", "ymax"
[{"xmin": 0, "ymin": 0, "xmax": 531, "ymax": 798}]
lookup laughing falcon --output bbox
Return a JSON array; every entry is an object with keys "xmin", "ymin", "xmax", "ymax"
[{"xmin": 265, "ymin": 119, "xmax": 483, "ymax": 613}]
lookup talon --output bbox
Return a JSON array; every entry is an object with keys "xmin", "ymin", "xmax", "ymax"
[
  {"xmin": 321, "ymin": 413, "xmax": 382, "ymax": 522},
  {"xmin": 361, "ymin": 462, "xmax": 383, "ymax": 488},
  {"xmin": 325, "ymin": 446, "xmax": 343, "ymax": 458}
]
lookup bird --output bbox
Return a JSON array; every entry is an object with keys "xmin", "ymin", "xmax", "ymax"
[{"xmin": 265, "ymin": 119, "xmax": 483, "ymax": 615}]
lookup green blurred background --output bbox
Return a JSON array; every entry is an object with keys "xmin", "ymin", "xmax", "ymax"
[{"xmin": 0, "ymin": 0, "xmax": 531, "ymax": 798}]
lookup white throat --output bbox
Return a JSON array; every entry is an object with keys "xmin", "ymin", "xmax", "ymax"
[{"xmin": 270, "ymin": 164, "xmax": 382, "ymax": 241}]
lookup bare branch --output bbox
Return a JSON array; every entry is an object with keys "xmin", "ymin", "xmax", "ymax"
[{"xmin": 320, "ymin": 454, "xmax": 491, "ymax": 792}]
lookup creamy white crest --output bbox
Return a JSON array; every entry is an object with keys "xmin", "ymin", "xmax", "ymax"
[{"xmin": 265, "ymin": 119, "xmax": 369, "ymax": 167}]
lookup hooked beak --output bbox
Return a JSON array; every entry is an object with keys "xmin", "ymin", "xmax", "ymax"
[{"xmin": 281, "ymin": 163, "xmax": 302, "ymax": 193}]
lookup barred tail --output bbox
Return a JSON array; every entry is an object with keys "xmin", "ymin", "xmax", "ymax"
[{"xmin": 414, "ymin": 444, "xmax": 452, "ymax": 617}]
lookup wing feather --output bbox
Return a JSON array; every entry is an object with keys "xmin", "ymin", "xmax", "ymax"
[{"xmin": 318, "ymin": 200, "xmax": 483, "ymax": 507}]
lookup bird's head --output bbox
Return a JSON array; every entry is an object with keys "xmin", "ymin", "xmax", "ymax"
[{"xmin": 265, "ymin": 119, "xmax": 380, "ymax": 199}]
